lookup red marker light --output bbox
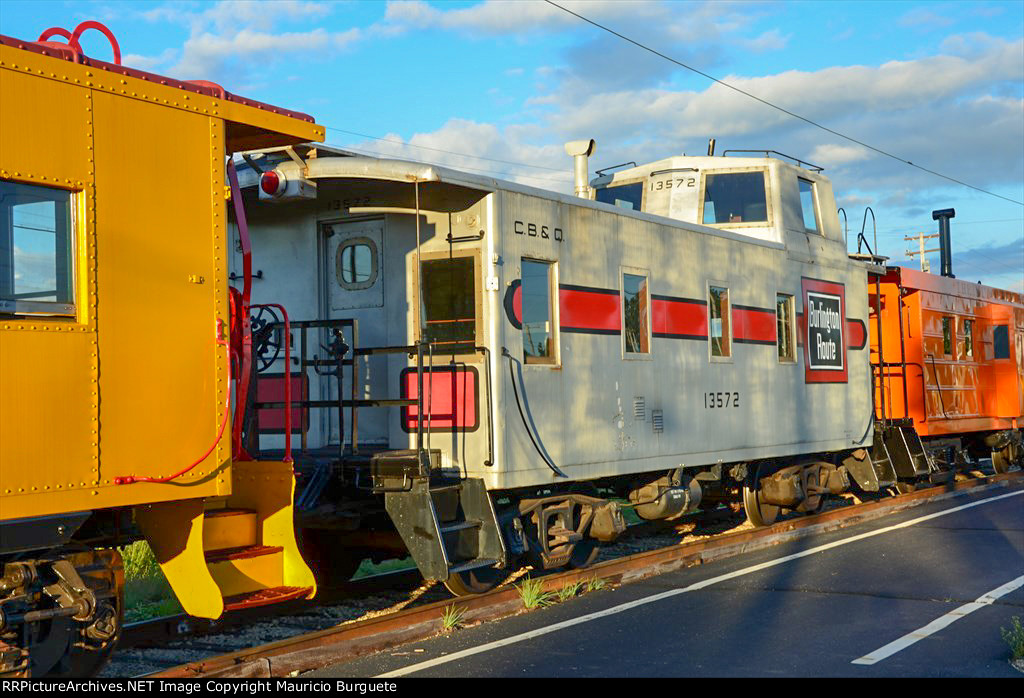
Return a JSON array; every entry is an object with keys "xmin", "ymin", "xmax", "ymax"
[{"xmin": 260, "ymin": 170, "xmax": 281, "ymax": 195}]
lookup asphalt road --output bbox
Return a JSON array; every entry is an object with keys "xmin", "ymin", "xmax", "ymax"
[{"xmin": 311, "ymin": 485, "xmax": 1024, "ymax": 678}]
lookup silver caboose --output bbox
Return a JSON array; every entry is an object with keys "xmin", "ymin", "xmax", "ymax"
[{"xmin": 230, "ymin": 141, "xmax": 873, "ymax": 593}]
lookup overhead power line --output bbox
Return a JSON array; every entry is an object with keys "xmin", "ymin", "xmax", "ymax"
[{"xmin": 546, "ymin": 0, "xmax": 1024, "ymax": 207}]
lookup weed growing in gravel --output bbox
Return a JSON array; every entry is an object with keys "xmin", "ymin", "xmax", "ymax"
[
  {"xmin": 584, "ymin": 577, "xmax": 607, "ymax": 593},
  {"xmin": 555, "ymin": 581, "xmax": 583, "ymax": 602},
  {"xmin": 441, "ymin": 604, "xmax": 466, "ymax": 632},
  {"xmin": 1002, "ymin": 616, "xmax": 1024, "ymax": 660},
  {"xmin": 516, "ymin": 578, "xmax": 554, "ymax": 609},
  {"xmin": 121, "ymin": 541, "xmax": 181, "ymax": 622}
]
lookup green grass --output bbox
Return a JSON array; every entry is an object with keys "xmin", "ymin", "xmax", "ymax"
[
  {"xmin": 440, "ymin": 604, "xmax": 466, "ymax": 632},
  {"xmin": 555, "ymin": 581, "xmax": 583, "ymax": 602},
  {"xmin": 1002, "ymin": 616, "xmax": 1024, "ymax": 660},
  {"xmin": 352, "ymin": 556, "xmax": 417, "ymax": 579},
  {"xmin": 121, "ymin": 541, "xmax": 181, "ymax": 622},
  {"xmin": 515, "ymin": 578, "xmax": 554, "ymax": 609},
  {"xmin": 584, "ymin": 577, "xmax": 607, "ymax": 593}
]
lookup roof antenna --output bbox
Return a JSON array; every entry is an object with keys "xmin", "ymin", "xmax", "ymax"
[{"xmin": 708, "ymin": 138, "xmax": 716, "ymax": 156}]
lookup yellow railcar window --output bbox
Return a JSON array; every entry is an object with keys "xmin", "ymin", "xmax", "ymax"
[{"xmin": 0, "ymin": 180, "xmax": 75, "ymax": 316}]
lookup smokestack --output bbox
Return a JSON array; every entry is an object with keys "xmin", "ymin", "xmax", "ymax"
[
  {"xmin": 932, "ymin": 208, "xmax": 956, "ymax": 278},
  {"xmin": 708, "ymin": 138, "xmax": 716, "ymax": 156},
  {"xmin": 564, "ymin": 139, "xmax": 596, "ymax": 198}
]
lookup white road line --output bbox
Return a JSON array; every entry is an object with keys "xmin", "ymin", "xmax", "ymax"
[
  {"xmin": 851, "ymin": 573, "xmax": 1024, "ymax": 665},
  {"xmin": 373, "ymin": 488, "xmax": 1023, "ymax": 678}
]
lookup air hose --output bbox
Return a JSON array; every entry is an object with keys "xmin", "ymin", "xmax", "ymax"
[{"xmin": 502, "ymin": 348, "xmax": 567, "ymax": 478}]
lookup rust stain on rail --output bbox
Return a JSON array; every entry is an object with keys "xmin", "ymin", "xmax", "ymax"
[{"xmin": 148, "ymin": 471, "xmax": 1022, "ymax": 679}]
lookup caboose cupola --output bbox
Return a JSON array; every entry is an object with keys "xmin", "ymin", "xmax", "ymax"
[{"xmin": 588, "ymin": 147, "xmax": 844, "ymax": 250}]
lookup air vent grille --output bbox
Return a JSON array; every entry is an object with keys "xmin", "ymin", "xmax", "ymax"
[{"xmin": 633, "ymin": 397, "xmax": 645, "ymax": 421}]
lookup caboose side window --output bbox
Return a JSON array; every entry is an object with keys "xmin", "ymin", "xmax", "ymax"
[
  {"xmin": 993, "ymin": 325, "xmax": 1010, "ymax": 359},
  {"xmin": 622, "ymin": 272, "xmax": 650, "ymax": 355},
  {"xmin": 797, "ymin": 179, "xmax": 820, "ymax": 233},
  {"xmin": 522, "ymin": 259, "xmax": 557, "ymax": 364},
  {"xmin": 596, "ymin": 182, "xmax": 643, "ymax": 211},
  {"xmin": 962, "ymin": 319, "xmax": 974, "ymax": 359},
  {"xmin": 0, "ymin": 180, "xmax": 75, "ymax": 316},
  {"xmin": 702, "ymin": 171, "xmax": 769, "ymax": 225},
  {"xmin": 776, "ymin": 293, "xmax": 795, "ymax": 362},
  {"xmin": 709, "ymin": 285, "xmax": 731, "ymax": 358},
  {"xmin": 942, "ymin": 316, "xmax": 954, "ymax": 358},
  {"xmin": 421, "ymin": 256, "xmax": 477, "ymax": 354}
]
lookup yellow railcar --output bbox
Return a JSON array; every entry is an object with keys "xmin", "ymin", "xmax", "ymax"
[{"xmin": 0, "ymin": 22, "xmax": 324, "ymax": 676}]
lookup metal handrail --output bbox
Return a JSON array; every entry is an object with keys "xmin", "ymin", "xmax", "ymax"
[{"xmin": 250, "ymin": 303, "xmax": 293, "ymax": 462}]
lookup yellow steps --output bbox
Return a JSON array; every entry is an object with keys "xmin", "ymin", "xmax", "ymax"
[{"xmin": 135, "ymin": 461, "xmax": 316, "ymax": 619}]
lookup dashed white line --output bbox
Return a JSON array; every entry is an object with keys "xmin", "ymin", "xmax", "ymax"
[
  {"xmin": 374, "ymin": 488, "xmax": 1024, "ymax": 678},
  {"xmin": 851, "ymin": 573, "xmax": 1024, "ymax": 665}
]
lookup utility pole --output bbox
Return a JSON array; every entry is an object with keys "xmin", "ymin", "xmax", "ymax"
[{"xmin": 904, "ymin": 232, "xmax": 940, "ymax": 272}]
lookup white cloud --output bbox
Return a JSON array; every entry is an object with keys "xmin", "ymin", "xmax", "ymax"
[
  {"xmin": 898, "ymin": 7, "xmax": 955, "ymax": 30},
  {"xmin": 741, "ymin": 29, "xmax": 790, "ymax": 53},
  {"xmin": 808, "ymin": 144, "xmax": 872, "ymax": 167},
  {"xmin": 171, "ymin": 27, "xmax": 360, "ymax": 79},
  {"xmin": 129, "ymin": 0, "xmax": 353, "ymax": 85}
]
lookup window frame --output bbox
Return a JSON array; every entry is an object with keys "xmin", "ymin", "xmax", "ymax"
[
  {"xmin": 942, "ymin": 316, "xmax": 955, "ymax": 359},
  {"xmin": 414, "ymin": 249, "xmax": 484, "ymax": 360},
  {"xmin": 335, "ymin": 236, "xmax": 379, "ymax": 291},
  {"xmin": 594, "ymin": 177, "xmax": 646, "ymax": 212},
  {"xmin": 0, "ymin": 179, "xmax": 77, "ymax": 317},
  {"xmin": 776, "ymin": 292, "xmax": 796, "ymax": 363},
  {"xmin": 697, "ymin": 166, "xmax": 773, "ymax": 230},
  {"xmin": 621, "ymin": 267, "xmax": 652, "ymax": 360},
  {"xmin": 707, "ymin": 281, "xmax": 733, "ymax": 362},
  {"xmin": 993, "ymin": 324, "xmax": 1011, "ymax": 360},
  {"xmin": 797, "ymin": 177, "xmax": 821, "ymax": 235},
  {"xmin": 521, "ymin": 257, "xmax": 560, "ymax": 367}
]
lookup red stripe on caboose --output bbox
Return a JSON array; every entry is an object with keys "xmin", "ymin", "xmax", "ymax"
[
  {"xmin": 733, "ymin": 306, "xmax": 777, "ymax": 344},
  {"xmin": 651, "ymin": 296, "xmax": 707, "ymax": 338},
  {"xmin": 846, "ymin": 318, "xmax": 866, "ymax": 350},
  {"xmin": 559, "ymin": 286, "xmax": 621, "ymax": 333}
]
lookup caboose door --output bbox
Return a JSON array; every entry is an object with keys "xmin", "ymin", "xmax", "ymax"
[{"xmin": 322, "ymin": 218, "xmax": 390, "ymax": 449}]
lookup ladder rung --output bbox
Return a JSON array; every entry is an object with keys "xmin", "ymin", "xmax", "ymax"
[
  {"xmin": 440, "ymin": 520, "xmax": 481, "ymax": 534},
  {"xmin": 448, "ymin": 558, "xmax": 498, "ymax": 575},
  {"xmin": 430, "ymin": 484, "xmax": 462, "ymax": 494}
]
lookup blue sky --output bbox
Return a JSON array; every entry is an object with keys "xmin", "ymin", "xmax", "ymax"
[{"xmin": 2, "ymin": 0, "xmax": 1021, "ymax": 289}]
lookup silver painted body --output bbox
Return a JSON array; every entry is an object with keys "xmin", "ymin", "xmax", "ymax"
[{"xmin": 232, "ymin": 149, "xmax": 873, "ymax": 492}]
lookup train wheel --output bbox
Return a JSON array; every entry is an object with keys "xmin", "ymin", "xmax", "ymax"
[
  {"xmin": 443, "ymin": 565, "xmax": 509, "ymax": 596},
  {"xmin": 1, "ymin": 549, "xmax": 124, "ymax": 678},
  {"xmin": 742, "ymin": 485, "xmax": 780, "ymax": 527},
  {"xmin": 991, "ymin": 440, "xmax": 1021, "ymax": 474}
]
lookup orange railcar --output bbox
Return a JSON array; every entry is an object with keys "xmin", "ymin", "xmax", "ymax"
[{"xmin": 870, "ymin": 266, "xmax": 1023, "ymax": 466}]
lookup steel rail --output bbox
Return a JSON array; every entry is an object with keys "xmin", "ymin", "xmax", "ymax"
[
  {"xmin": 144, "ymin": 471, "xmax": 1022, "ymax": 679},
  {"xmin": 120, "ymin": 568, "xmax": 425, "ymax": 651}
]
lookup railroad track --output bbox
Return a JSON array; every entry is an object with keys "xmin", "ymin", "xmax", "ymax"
[{"xmin": 114, "ymin": 469, "xmax": 1020, "ymax": 679}]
